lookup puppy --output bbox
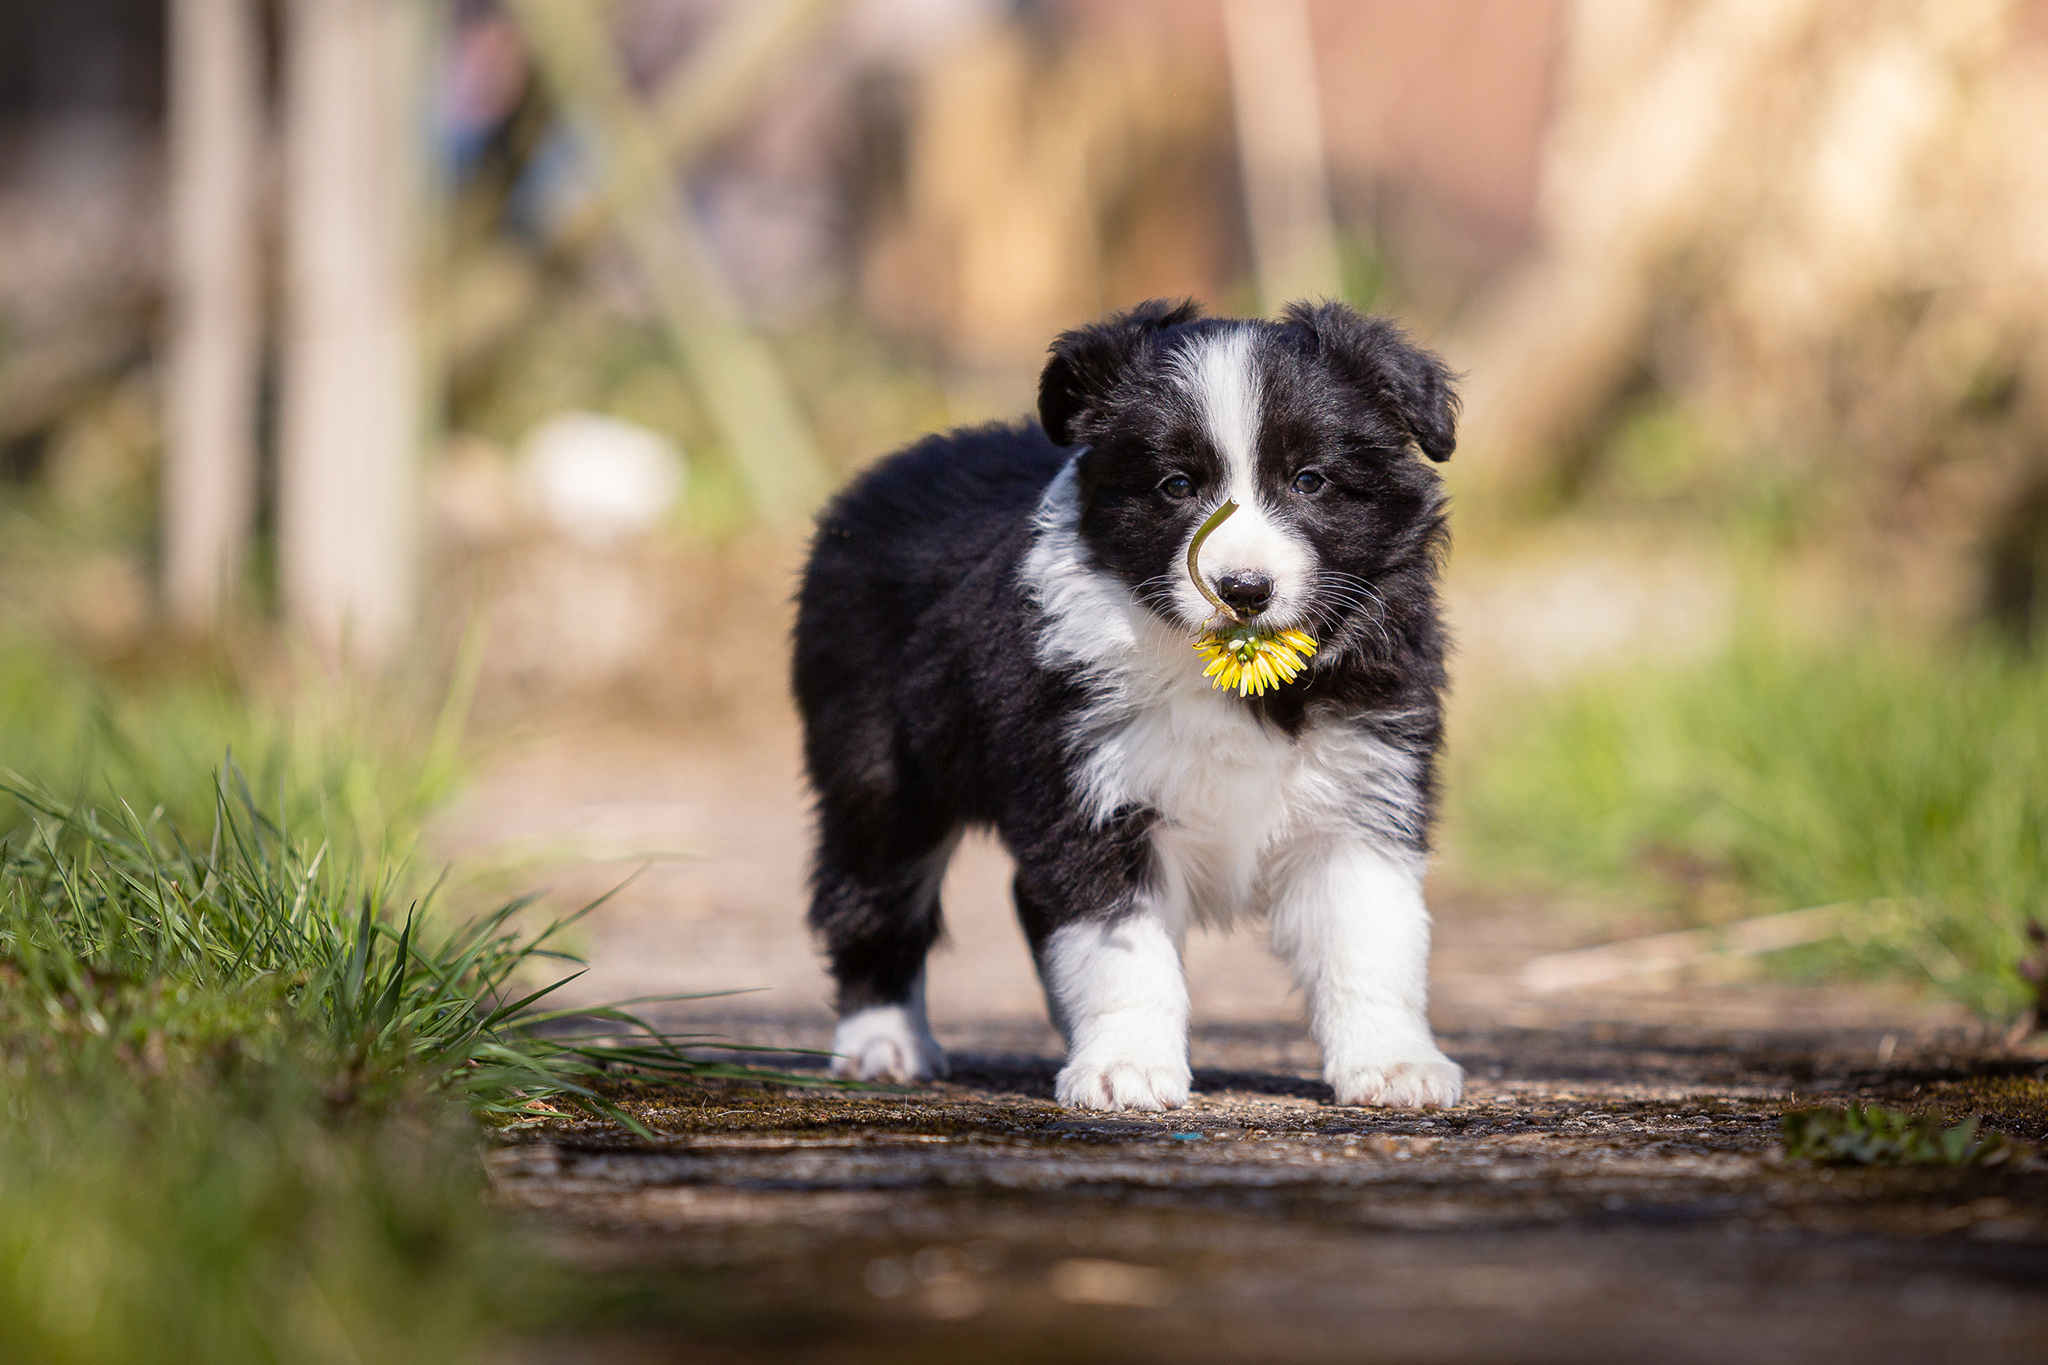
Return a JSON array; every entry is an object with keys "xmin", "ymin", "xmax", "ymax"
[{"xmin": 794, "ymin": 298, "xmax": 1462, "ymax": 1111}]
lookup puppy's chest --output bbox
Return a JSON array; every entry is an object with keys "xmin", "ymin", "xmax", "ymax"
[
  {"xmin": 1070, "ymin": 671, "xmax": 1398, "ymax": 920},
  {"xmin": 1080, "ymin": 691, "xmax": 1319, "ymax": 833}
]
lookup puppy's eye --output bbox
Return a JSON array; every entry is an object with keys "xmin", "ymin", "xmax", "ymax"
[
  {"xmin": 1291, "ymin": 470, "xmax": 1327, "ymax": 495},
  {"xmin": 1160, "ymin": 474, "xmax": 1195, "ymax": 500}
]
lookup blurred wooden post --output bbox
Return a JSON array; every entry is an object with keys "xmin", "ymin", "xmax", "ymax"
[
  {"xmin": 550, "ymin": 0, "xmax": 838, "ymax": 252},
  {"xmin": 164, "ymin": 0, "xmax": 261, "ymax": 629},
  {"xmin": 279, "ymin": 0, "xmax": 432, "ymax": 662},
  {"xmin": 652, "ymin": 0, "xmax": 840, "ymax": 177},
  {"xmin": 1224, "ymin": 0, "xmax": 1343, "ymax": 314},
  {"xmin": 506, "ymin": 0, "xmax": 829, "ymax": 525}
]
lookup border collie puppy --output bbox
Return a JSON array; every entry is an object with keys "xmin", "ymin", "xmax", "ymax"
[{"xmin": 794, "ymin": 298, "xmax": 1462, "ymax": 1111}]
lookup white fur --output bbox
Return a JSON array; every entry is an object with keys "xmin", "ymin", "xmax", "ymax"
[
  {"xmin": 830, "ymin": 970, "xmax": 947, "ymax": 1082},
  {"xmin": 1268, "ymin": 838, "xmax": 1462, "ymax": 1107},
  {"xmin": 1170, "ymin": 327, "xmax": 1262, "ymax": 477},
  {"xmin": 1164, "ymin": 328, "xmax": 1315, "ymax": 627},
  {"xmin": 1020, "ymin": 449, "xmax": 1453, "ymax": 1110},
  {"xmin": 1041, "ymin": 907, "xmax": 1191, "ymax": 1111}
]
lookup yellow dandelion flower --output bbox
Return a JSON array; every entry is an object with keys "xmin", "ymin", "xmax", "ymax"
[{"xmin": 1192, "ymin": 627, "xmax": 1317, "ymax": 697}]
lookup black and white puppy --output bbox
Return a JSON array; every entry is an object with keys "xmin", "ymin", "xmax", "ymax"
[{"xmin": 794, "ymin": 298, "xmax": 1462, "ymax": 1111}]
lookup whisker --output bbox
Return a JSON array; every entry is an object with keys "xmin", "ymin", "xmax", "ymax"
[{"xmin": 1298, "ymin": 571, "xmax": 1397, "ymax": 655}]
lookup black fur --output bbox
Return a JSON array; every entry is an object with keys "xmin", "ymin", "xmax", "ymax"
[{"xmin": 794, "ymin": 300, "xmax": 1457, "ymax": 1020}]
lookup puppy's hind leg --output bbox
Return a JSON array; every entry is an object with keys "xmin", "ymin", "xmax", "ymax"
[{"xmin": 810, "ymin": 806, "xmax": 959, "ymax": 1083}]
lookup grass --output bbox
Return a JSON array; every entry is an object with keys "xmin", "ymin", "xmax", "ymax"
[
  {"xmin": 0, "ymin": 1080, "xmax": 504, "ymax": 1364},
  {"xmin": 0, "ymin": 633, "xmax": 753, "ymax": 1361},
  {"xmin": 0, "ymin": 774, "xmax": 681, "ymax": 1122},
  {"xmin": 1452, "ymin": 629, "xmax": 2048, "ymax": 1018},
  {"xmin": 0, "ymin": 766, "xmax": 734, "ymax": 1362},
  {"xmin": 1780, "ymin": 1104, "xmax": 2015, "ymax": 1167},
  {"xmin": 0, "ymin": 626, "xmax": 475, "ymax": 852}
]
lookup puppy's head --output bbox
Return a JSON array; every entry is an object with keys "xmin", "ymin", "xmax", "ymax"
[{"xmin": 1040, "ymin": 298, "xmax": 1458, "ymax": 656}]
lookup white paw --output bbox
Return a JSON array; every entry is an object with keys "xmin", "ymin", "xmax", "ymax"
[
  {"xmin": 829, "ymin": 1004, "xmax": 947, "ymax": 1082},
  {"xmin": 1329, "ymin": 1055, "xmax": 1463, "ymax": 1109},
  {"xmin": 1055, "ymin": 1056, "xmax": 1191, "ymax": 1112}
]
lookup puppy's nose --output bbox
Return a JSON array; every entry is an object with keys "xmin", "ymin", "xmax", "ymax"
[{"xmin": 1214, "ymin": 571, "xmax": 1274, "ymax": 615}]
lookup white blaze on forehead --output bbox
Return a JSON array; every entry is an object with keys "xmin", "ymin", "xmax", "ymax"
[{"xmin": 1169, "ymin": 327, "xmax": 1263, "ymax": 493}]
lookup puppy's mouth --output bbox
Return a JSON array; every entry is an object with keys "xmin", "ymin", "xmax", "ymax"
[
  {"xmin": 1187, "ymin": 578, "xmax": 1313, "ymax": 635},
  {"xmin": 1214, "ymin": 610, "xmax": 1313, "ymax": 644}
]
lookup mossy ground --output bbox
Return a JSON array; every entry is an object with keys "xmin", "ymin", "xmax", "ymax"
[{"xmin": 1908, "ymin": 1072, "xmax": 2048, "ymax": 1141}]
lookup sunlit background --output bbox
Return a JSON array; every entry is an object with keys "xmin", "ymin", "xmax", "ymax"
[{"xmin": 5, "ymin": 0, "xmax": 2048, "ymax": 1028}]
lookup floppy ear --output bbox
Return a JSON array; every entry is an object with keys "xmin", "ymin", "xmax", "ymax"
[
  {"xmin": 1282, "ymin": 301, "xmax": 1460, "ymax": 462},
  {"xmin": 1038, "ymin": 298, "xmax": 1203, "ymax": 448}
]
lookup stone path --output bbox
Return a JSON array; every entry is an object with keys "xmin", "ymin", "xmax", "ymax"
[{"xmin": 439, "ymin": 726, "xmax": 2048, "ymax": 1364}]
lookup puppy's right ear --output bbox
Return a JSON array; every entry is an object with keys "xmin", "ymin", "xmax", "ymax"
[{"xmin": 1038, "ymin": 298, "xmax": 1202, "ymax": 448}]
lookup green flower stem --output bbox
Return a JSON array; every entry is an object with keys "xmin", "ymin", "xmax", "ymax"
[{"xmin": 1187, "ymin": 499, "xmax": 1239, "ymax": 620}]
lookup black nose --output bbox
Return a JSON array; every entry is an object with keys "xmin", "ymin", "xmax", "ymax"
[{"xmin": 1214, "ymin": 571, "xmax": 1274, "ymax": 614}]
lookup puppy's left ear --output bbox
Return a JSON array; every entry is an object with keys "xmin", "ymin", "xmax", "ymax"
[
  {"xmin": 1039, "ymin": 298, "xmax": 1203, "ymax": 448},
  {"xmin": 1284, "ymin": 301, "xmax": 1461, "ymax": 462}
]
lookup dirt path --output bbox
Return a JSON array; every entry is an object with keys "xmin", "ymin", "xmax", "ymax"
[{"xmin": 437, "ymin": 727, "xmax": 2048, "ymax": 1364}]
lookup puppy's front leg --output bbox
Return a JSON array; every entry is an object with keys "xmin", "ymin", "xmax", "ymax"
[
  {"xmin": 1035, "ymin": 899, "xmax": 1191, "ymax": 1112},
  {"xmin": 1269, "ymin": 838, "xmax": 1462, "ymax": 1108}
]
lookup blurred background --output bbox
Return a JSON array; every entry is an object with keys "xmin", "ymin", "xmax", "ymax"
[{"xmin": 3, "ymin": 0, "xmax": 2047, "ymax": 1021}]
